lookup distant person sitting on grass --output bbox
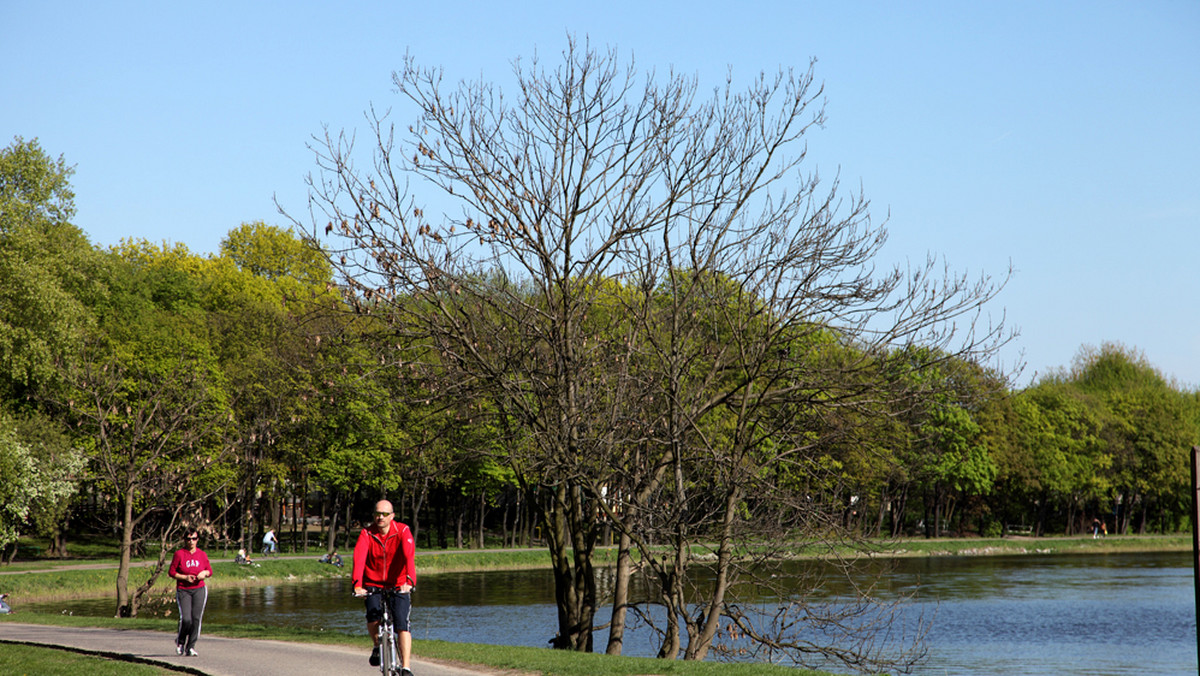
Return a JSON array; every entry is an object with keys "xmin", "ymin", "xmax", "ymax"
[
  {"xmin": 319, "ymin": 551, "xmax": 343, "ymax": 567},
  {"xmin": 235, "ymin": 548, "xmax": 255, "ymax": 565},
  {"xmin": 0, "ymin": 592, "xmax": 13, "ymax": 614}
]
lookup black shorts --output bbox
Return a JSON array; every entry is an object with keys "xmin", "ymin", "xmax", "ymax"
[{"xmin": 364, "ymin": 589, "xmax": 412, "ymax": 632}]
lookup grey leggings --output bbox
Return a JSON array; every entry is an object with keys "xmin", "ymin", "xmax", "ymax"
[{"xmin": 175, "ymin": 586, "xmax": 208, "ymax": 651}]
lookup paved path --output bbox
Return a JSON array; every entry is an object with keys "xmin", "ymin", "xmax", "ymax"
[{"xmin": 0, "ymin": 622, "xmax": 512, "ymax": 676}]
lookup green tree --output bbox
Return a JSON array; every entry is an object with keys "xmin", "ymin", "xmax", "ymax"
[
  {"xmin": 1009, "ymin": 378, "xmax": 1110, "ymax": 535},
  {"xmin": 0, "ymin": 415, "xmax": 38, "ymax": 554},
  {"xmin": 61, "ymin": 243, "xmax": 234, "ymax": 617},
  {"xmin": 6, "ymin": 412, "xmax": 87, "ymax": 559},
  {"xmin": 0, "ymin": 137, "xmax": 108, "ymax": 405},
  {"xmin": 1070, "ymin": 343, "xmax": 1195, "ymax": 533},
  {"xmin": 203, "ymin": 223, "xmax": 336, "ymax": 551},
  {"xmin": 221, "ymin": 220, "xmax": 331, "ymax": 287},
  {"xmin": 0, "ymin": 413, "xmax": 86, "ymax": 563}
]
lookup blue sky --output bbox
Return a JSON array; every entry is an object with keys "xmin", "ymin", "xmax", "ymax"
[{"xmin": 3, "ymin": 1, "xmax": 1197, "ymax": 388}]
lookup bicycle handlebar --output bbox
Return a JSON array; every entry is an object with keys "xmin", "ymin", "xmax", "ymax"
[{"xmin": 352, "ymin": 586, "xmax": 411, "ymax": 598}]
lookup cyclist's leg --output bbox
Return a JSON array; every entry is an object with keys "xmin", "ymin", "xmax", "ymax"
[
  {"xmin": 392, "ymin": 592, "xmax": 413, "ymax": 669},
  {"xmin": 364, "ymin": 590, "xmax": 384, "ymax": 665},
  {"xmin": 399, "ymin": 631, "xmax": 412, "ymax": 672}
]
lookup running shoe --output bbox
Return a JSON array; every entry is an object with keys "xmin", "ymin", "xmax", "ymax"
[
  {"xmin": 188, "ymin": 648, "xmax": 199, "ymax": 657},
  {"xmin": 369, "ymin": 645, "xmax": 380, "ymax": 666},
  {"xmin": 175, "ymin": 643, "xmax": 183, "ymax": 655},
  {"xmin": 400, "ymin": 668, "xmax": 415, "ymax": 676}
]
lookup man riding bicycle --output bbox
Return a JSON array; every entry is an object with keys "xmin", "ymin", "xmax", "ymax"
[
  {"xmin": 352, "ymin": 499, "xmax": 416, "ymax": 674},
  {"xmin": 262, "ymin": 528, "xmax": 278, "ymax": 556}
]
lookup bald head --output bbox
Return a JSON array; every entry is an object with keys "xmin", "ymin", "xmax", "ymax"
[{"xmin": 373, "ymin": 500, "xmax": 395, "ymax": 533}]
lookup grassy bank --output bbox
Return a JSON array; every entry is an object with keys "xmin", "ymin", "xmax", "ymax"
[
  {"xmin": 2, "ymin": 534, "xmax": 1188, "ymax": 604},
  {"xmin": 0, "ymin": 558, "xmax": 347, "ymax": 604},
  {"xmin": 0, "ymin": 549, "xmax": 634, "ymax": 607},
  {"xmin": 0, "ymin": 548, "xmax": 613, "ymax": 604},
  {"xmin": 861, "ymin": 533, "xmax": 1191, "ymax": 557}
]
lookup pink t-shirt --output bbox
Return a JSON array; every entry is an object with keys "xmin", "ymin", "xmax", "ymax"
[{"xmin": 169, "ymin": 548, "xmax": 213, "ymax": 590}]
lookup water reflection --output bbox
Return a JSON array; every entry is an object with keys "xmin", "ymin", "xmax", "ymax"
[{"xmin": 26, "ymin": 551, "xmax": 1198, "ymax": 675}]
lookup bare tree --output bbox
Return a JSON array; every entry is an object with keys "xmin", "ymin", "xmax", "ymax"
[{"xmin": 291, "ymin": 38, "xmax": 1012, "ymax": 670}]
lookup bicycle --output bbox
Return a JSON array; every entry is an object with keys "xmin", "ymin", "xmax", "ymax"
[{"xmin": 356, "ymin": 587, "xmax": 411, "ymax": 676}]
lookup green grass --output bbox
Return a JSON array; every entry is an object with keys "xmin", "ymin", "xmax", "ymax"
[
  {"xmin": 0, "ymin": 557, "xmax": 348, "ymax": 603},
  {"xmin": 8, "ymin": 532, "xmax": 338, "ymax": 567},
  {"xmin": 418, "ymin": 547, "xmax": 621, "ymax": 571},
  {"xmin": 867, "ymin": 533, "xmax": 1190, "ymax": 557},
  {"xmin": 416, "ymin": 639, "xmax": 829, "ymax": 675},
  {"xmin": 0, "ymin": 548, "xmax": 608, "ymax": 604},
  {"xmin": 0, "ymin": 641, "xmax": 181, "ymax": 675}
]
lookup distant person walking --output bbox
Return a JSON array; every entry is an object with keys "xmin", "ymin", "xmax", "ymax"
[{"xmin": 169, "ymin": 529, "xmax": 212, "ymax": 657}]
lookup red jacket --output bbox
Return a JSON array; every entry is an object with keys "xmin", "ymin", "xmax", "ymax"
[{"xmin": 352, "ymin": 521, "xmax": 416, "ymax": 589}]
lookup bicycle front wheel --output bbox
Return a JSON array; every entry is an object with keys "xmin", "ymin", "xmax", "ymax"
[{"xmin": 379, "ymin": 629, "xmax": 396, "ymax": 675}]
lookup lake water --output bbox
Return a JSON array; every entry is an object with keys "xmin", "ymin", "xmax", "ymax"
[{"xmin": 30, "ymin": 551, "xmax": 1198, "ymax": 675}]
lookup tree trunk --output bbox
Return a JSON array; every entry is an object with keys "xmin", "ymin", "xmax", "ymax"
[
  {"xmin": 933, "ymin": 484, "xmax": 944, "ymax": 538},
  {"xmin": 436, "ymin": 493, "xmax": 448, "ymax": 549},
  {"xmin": 405, "ymin": 477, "xmax": 427, "ymax": 546},
  {"xmin": 326, "ymin": 493, "xmax": 341, "ymax": 555},
  {"xmin": 239, "ymin": 482, "xmax": 254, "ymax": 553},
  {"xmin": 545, "ymin": 483, "xmax": 597, "ymax": 651},
  {"xmin": 472, "ymin": 492, "xmax": 482, "ymax": 549},
  {"xmin": 319, "ymin": 493, "xmax": 328, "ymax": 544},
  {"xmin": 605, "ymin": 531, "xmax": 633, "ymax": 655},
  {"xmin": 115, "ymin": 491, "xmax": 135, "ymax": 617},
  {"xmin": 454, "ymin": 500, "xmax": 465, "ymax": 549},
  {"xmin": 683, "ymin": 487, "xmax": 740, "ymax": 661},
  {"xmin": 893, "ymin": 483, "xmax": 910, "ymax": 537},
  {"xmin": 874, "ymin": 486, "xmax": 888, "ymax": 538},
  {"xmin": 1035, "ymin": 490, "xmax": 1049, "ymax": 537},
  {"xmin": 657, "ymin": 554, "xmax": 682, "ymax": 659},
  {"xmin": 501, "ymin": 499, "xmax": 511, "ymax": 547}
]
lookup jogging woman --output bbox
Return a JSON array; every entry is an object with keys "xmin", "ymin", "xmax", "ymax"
[{"xmin": 169, "ymin": 529, "xmax": 213, "ymax": 657}]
